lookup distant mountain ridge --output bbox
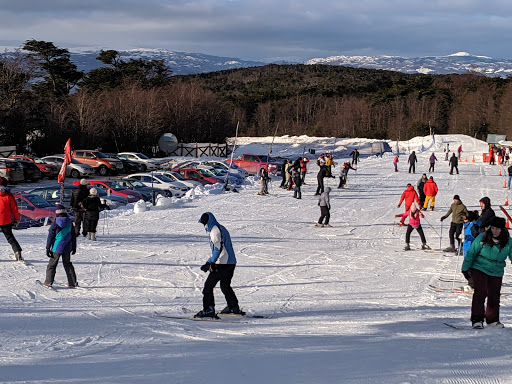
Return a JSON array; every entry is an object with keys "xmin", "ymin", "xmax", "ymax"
[
  {"xmin": 305, "ymin": 52, "xmax": 512, "ymax": 77},
  {"xmin": 2, "ymin": 47, "xmax": 512, "ymax": 77}
]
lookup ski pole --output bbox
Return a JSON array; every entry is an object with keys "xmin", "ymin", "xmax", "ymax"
[
  {"xmin": 452, "ymin": 238, "xmax": 463, "ymax": 291},
  {"xmin": 422, "ymin": 215, "xmax": 440, "ymax": 238},
  {"xmin": 440, "ymin": 221, "xmax": 443, "ymax": 250}
]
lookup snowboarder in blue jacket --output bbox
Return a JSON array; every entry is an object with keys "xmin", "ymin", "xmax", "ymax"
[
  {"xmin": 44, "ymin": 205, "xmax": 77, "ymax": 287},
  {"xmin": 195, "ymin": 212, "xmax": 240, "ymax": 318}
]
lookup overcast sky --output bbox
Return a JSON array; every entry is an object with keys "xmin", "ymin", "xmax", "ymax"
[{"xmin": 0, "ymin": 0, "xmax": 511, "ymax": 62}]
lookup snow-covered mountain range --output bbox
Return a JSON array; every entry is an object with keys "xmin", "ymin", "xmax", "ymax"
[{"xmin": 3, "ymin": 47, "xmax": 512, "ymax": 77}]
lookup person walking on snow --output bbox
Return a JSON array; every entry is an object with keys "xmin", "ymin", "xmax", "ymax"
[
  {"xmin": 449, "ymin": 153, "xmax": 459, "ymax": 174},
  {"xmin": 44, "ymin": 205, "xmax": 78, "ymax": 288},
  {"xmin": 457, "ymin": 145, "xmax": 463, "ymax": 160},
  {"xmin": 258, "ymin": 165, "xmax": 269, "ymax": 195},
  {"xmin": 440, "ymin": 195, "xmax": 468, "ymax": 252},
  {"xmin": 408, "ymin": 151, "xmax": 417, "ymax": 173},
  {"xmin": 417, "ymin": 174, "xmax": 428, "ymax": 208},
  {"xmin": 300, "ymin": 157, "xmax": 309, "ymax": 184},
  {"xmin": 70, "ymin": 179, "xmax": 90, "ymax": 236},
  {"xmin": 422, "ymin": 176, "xmax": 438, "ymax": 211},
  {"xmin": 315, "ymin": 164, "xmax": 328, "ymax": 195},
  {"xmin": 478, "ymin": 197, "xmax": 496, "ymax": 233},
  {"xmin": 428, "ymin": 153, "xmax": 437, "ymax": 172},
  {"xmin": 279, "ymin": 159, "xmax": 287, "ymax": 188},
  {"xmin": 397, "ymin": 183, "xmax": 420, "ymax": 226},
  {"xmin": 338, "ymin": 162, "xmax": 356, "ymax": 188},
  {"xmin": 350, "ymin": 149, "xmax": 360, "ymax": 165},
  {"xmin": 489, "ymin": 147, "xmax": 495, "ymax": 165},
  {"xmin": 81, "ymin": 188, "xmax": 108, "ymax": 240},
  {"xmin": 0, "ymin": 177, "xmax": 22, "ymax": 261},
  {"xmin": 292, "ymin": 169, "xmax": 302, "ymax": 199},
  {"xmin": 195, "ymin": 212, "xmax": 240, "ymax": 318},
  {"xmin": 507, "ymin": 163, "xmax": 512, "ymax": 189},
  {"xmin": 316, "ymin": 187, "xmax": 332, "ymax": 227},
  {"xmin": 461, "ymin": 216, "xmax": 512, "ymax": 329},
  {"xmin": 395, "ymin": 203, "xmax": 430, "ymax": 250},
  {"xmin": 393, "ymin": 155, "xmax": 399, "ymax": 172}
]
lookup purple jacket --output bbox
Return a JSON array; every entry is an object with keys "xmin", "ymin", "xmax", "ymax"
[{"xmin": 429, "ymin": 154, "xmax": 437, "ymax": 163}]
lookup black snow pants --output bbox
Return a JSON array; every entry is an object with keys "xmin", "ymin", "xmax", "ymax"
[
  {"xmin": 202, "ymin": 264, "xmax": 238, "ymax": 310},
  {"xmin": 449, "ymin": 222, "xmax": 463, "ymax": 248},
  {"xmin": 45, "ymin": 252, "xmax": 77, "ymax": 286},
  {"xmin": 405, "ymin": 224, "xmax": 426, "ymax": 245},
  {"xmin": 0, "ymin": 224, "xmax": 22, "ymax": 254},
  {"xmin": 318, "ymin": 206, "xmax": 330, "ymax": 225}
]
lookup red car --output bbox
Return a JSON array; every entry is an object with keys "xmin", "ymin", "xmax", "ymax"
[
  {"xmin": 14, "ymin": 193, "xmax": 57, "ymax": 222},
  {"xmin": 72, "ymin": 179, "xmax": 143, "ymax": 203},
  {"xmin": 10, "ymin": 155, "xmax": 58, "ymax": 179},
  {"xmin": 172, "ymin": 168, "xmax": 217, "ymax": 185}
]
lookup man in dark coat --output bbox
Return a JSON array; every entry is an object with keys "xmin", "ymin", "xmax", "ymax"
[
  {"xmin": 315, "ymin": 166, "xmax": 327, "ymax": 196},
  {"xmin": 350, "ymin": 149, "xmax": 360, "ymax": 165},
  {"xmin": 408, "ymin": 151, "xmax": 417, "ymax": 173},
  {"xmin": 449, "ymin": 153, "xmax": 459, "ymax": 175},
  {"xmin": 478, "ymin": 197, "xmax": 496, "ymax": 233},
  {"xmin": 417, "ymin": 174, "xmax": 428, "ymax": 208},
  {"xmin": 70, "ymin": 179, "xmax": 90, "ymax": 236}
]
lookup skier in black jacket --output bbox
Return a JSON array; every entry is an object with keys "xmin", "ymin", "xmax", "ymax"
[
  {"xmin": 315, "ymin": 166, "xmax": 327, "ymax": 195},
  {"xmin": 81, "ymin": 188, "xmax": 108, "ymax": 241},
  {"xmin": 70, "ymin": 179, "xmax": 90, "ymax": 236},
  {"xmin": 408, "ymin": 151, "xmax": 417, "ymax": 173},
  {"xmin": 449, "ymin": 153, "xmax": 459, "ymax": 174},
  {"xmin": 478, "ymin": 197, "xmax": 496, "ymax": 233}
]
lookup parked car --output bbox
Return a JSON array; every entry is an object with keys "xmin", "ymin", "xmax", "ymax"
[
  {"xmin": 27, "ymin": 184, "xmax": 128, "ymax": 210},
  {"xmin": 0, "ymin": 158, "xmax": 24, "ymax": 184},
  {"xmin": 160, "ymin": 171, "xmax": 202, "ymax": 189},
  {"xmin": 226, "ymin": 154, "xmax": 281, "ymax": 175},
  {"xmin": 10, "ymin": 155, "xmax": 58, "ymax": 179},
  {"xmin": 127, "ymin": 173, "xmax": 188, "ymax": 197},
  {"xmin": 111, "ymin": 177, "xmax": 172, "ymax": 201},
  {"xmin": 16, "ymin": 159, "xmax": 42, "ymax": 183},
  {"xmin": 42, "ymin": 156, "xmax": 95, "ymax": 179},
  {"xmin": 13, "ymin": 193, "xmax": 57, "ymax": 222},
  {"xmin": 202, "ymin": 160, "xmax": 249, "ymax": 178},
  {"xmin": 103, "ymin": 153, "xmax": 143, "ymax": 174},
  {"xmin": 172, "ymin": 168, "xmax": 217, "ymax": 185},
  {"xmin": 72, "ymin": 179, "xmax": 143, "ymax": 203},
  {"xmin": 195, "ymin": 165, "xmax": 243, "ymax": 186},
  {"xmin": 72, "ymin": 150, "xmax": 124, "ymax": 176},
  {"xmin": 118, "ymin": 152, "xmax": 160, "ymax": 171},
  {"xmin": 13, "ymin": 214, "xmax": 46, "ymax": 230}
]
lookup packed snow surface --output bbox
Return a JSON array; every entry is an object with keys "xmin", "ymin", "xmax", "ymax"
[{"xmin": 2, "ymin": 134, "xmax": 512, "ymax": 384}]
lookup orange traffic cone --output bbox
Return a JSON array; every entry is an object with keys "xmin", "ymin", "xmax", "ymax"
[
  {"xmin": 506, "ymin": 196, "xmax": 509, "ymax": 205},
  {"xmin": 499, "ymin": 170, "xmax": 502, "ymax": 176},
  {"xmin": 504, "ymin": 180, "xmax": 507, "ymax": 188},
  {"xmin": 507, "ymin": 220, "xmax": 510, "ymax": 229},
  {"xmin": 465, "ymin": 158, "xmax": 468, "ymax": 162},
  {"xmin": 472, "ymin": 155, "xmax": 475, "ymax": 163}
]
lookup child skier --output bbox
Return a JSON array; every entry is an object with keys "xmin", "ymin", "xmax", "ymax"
[
  {"xmin": 461, "ymin": 210, "xmax": 481, "ymax": 289},
  {"xmin": 45, "ymin": 205, "xmax": 78, "ymax": 287},
  {"xmin": 395, "ymin": 203, "xmax": 430, "ymax": 251}
]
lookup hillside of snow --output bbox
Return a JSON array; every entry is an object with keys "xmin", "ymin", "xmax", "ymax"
[{"xmin": 2, "ymin": 134, "xmax": 512, "ymax": 384}]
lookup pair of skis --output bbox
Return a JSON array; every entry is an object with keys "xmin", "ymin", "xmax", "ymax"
[{"xmin": 155, "ymin": 307, "xmax": 272, "ymax": 322}]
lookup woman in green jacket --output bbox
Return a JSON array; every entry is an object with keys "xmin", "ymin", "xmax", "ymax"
[{"xmin": 462, "ymin": 216, "xmax": 512, "ymax": 329}]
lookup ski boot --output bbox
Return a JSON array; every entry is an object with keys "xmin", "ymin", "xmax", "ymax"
[
  {"xmin": 314, "ymin": 223, "xmax": 323, "ymax": 227},
  {"xmin": 220, "ymin": 304, "xmax": 241, "ymax": 315},
  {"xmin": 404, "ymin": 243, "xmax": 411, "ymax": 251},
  {"xmin": 472, "ymin": 321, "xmax": 484, "ymax": 329},
  {"xmin": 421, "ymin": 244, "xmax": 431, "ymax": 250},
  {"xmin": 14, "ymin": 251, "xmax": 23, "ymax": 261},
  {"xmin": 194, "ymin": 306, "xmax": 216, "ymax": 318},
  {"xmin": 443, "ymin": 244, "xmax": 456, "ymax": 252}
]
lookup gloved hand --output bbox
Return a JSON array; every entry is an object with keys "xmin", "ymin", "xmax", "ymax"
[
  {"xmin": 12, "ymin": 220, "xmax": 19, "ymax": 227},
  {"xmin": 46, "ymin": 248, "xmax": 53, "ymax": 258},
  {"xmin": 200, "ymin": 262, "xmax": 212, "ymax": 273},
  {"xmin": 462, "ymin": 270, "xmax": 471, "ymax": 280},
  {"xmin": 440, "ymin": 217, "xmax": 445, "ymax": 222},
  {"xmin": 397, "ymin": 205, "xmax": 400, "ymax": 208},
  {"xmin": 71, "ymin": 250, "xmax": 76, "ymax": 255}
]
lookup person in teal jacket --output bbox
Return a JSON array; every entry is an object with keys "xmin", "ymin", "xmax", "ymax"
[{"xmin": 461, "ymin": 216, "xmax": 512, "ymax": 329}]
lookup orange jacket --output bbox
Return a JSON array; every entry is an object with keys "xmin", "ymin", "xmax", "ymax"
[
  {"xmin": 423, "ymin": 179, "xmax": 438, "ymax": 197},
  {"xmin": 398, "ymin": 185, "xmax": 420, "ymax": 207},
  {"xmin": 0, "ymin": 190, "xmax": 20, "ymax": 225}
]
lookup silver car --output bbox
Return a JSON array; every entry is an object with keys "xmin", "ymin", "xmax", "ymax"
[{"xmin": 42, "ymin": 156, "xmax": 95, "ymax": 179}]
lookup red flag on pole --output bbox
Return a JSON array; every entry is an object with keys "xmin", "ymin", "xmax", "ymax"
[{"xmin": 57, "ymin": 138, "xmax": 72, "ymax": 183}]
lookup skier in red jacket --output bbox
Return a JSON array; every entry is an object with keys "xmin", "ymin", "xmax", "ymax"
[
  {"xmin": 397, "ymin": 184, "xmax": 420, "ymax": 226},
  {"xmin": 0, "ymin": 177, "xmax": 22, "ymax": 261},
  {"xmin": 422, "ymin": 176, "xmax": 439, "ymax": 211}
]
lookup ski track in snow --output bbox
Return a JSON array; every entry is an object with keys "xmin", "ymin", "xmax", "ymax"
[{"xmin": 1, "ymin": 134, "xmax": 512, "ymax": 383}]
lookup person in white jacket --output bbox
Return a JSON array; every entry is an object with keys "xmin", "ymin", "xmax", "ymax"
[{"xmin": 316, "ymin": 187, "xmax": 332, "ymax": 227}]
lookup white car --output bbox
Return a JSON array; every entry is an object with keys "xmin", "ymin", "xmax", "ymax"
[
  {"xmin": 118, "ymin": 152, "xmax": 160, "ymax": 171},
  {"xmin": 42, "ymin": 155, "xmax": 95, "ymax": 179},
  {"xmin": 161, "ymin": 171, "xmax": 203, "ymax": 189},
  {"xmin": 127, "ymin": 173, "xmax": 189, "ymax": 198}
]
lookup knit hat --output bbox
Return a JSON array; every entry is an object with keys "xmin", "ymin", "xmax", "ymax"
[
  {"xmin": 80, "ymin": 179, "xmax": 88, "ymax": 186},
  {"xmin": 89, "ymin": 187, "xmax": 98, "ymax": 196},
  {"xmin": 199, "ymin": 213, "xmax": 209, "ymax": 226},
  {"xmin": 453, "ymin": 195, "xmax": 460, "ymax": 201},
  {"xmin": 489, "ymin": 216, "xmax": 506, "ymax": 230},
  {"xmin": 55, "ymin": 204, "xmax": 67, "ymax": 214}
]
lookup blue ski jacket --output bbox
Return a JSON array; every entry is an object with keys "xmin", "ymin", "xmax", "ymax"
[
  {"xmin": 46, "ymin": 216, "xmax": 77, "ymax": 255},
  {"xmin": 199, "ymin": 212, "xmax": 236, "ymax": 264}
]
